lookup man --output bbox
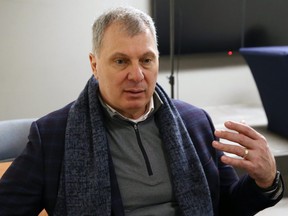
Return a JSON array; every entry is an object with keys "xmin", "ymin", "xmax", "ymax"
[{"xmin": 0, "ymin": 7, "xmax": 284, "ymax": 216}]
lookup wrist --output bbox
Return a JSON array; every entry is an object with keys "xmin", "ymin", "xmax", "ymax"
[{"xmin": 257, "ymin": 171, "xmax": 281, "ymax": 192}]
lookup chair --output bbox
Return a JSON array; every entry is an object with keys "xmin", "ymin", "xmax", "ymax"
[
  {"xmin": 0, "ymin": 118, "xmax": 48, "ymax": 215},
  {"xmin": 239, "ymin": 46, "xmax": 288, "ymax": 138},
  {"xmin": 0, "ymin": 119, "xmax": 35, "ymax": 162}
]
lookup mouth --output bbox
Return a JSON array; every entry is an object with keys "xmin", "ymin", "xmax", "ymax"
[{"xmin": 124, "ymin": 88, "xmax": 146, "ymax": 96}]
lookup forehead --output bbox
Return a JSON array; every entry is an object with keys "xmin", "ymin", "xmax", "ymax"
[
  {"xmin": 103, "ymin": 22, "xmax": 154, "ymax": 42},
  {"xmin": 99, "ymin": 23, "xmax": 158, "ymax": 57}
]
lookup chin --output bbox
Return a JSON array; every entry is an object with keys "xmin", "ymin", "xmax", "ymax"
[{"xmin": 124, "ymin": 100, "xmax": 147, "ymax": 110}]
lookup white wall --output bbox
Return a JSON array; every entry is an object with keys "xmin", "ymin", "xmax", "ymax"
[
  {"xmin": 158, "ymin": 53, "xmax": 261, "ymax": 108},
  {"xmin": 0, "ymin": 0, "xmax": 261, "ymax": 120}
]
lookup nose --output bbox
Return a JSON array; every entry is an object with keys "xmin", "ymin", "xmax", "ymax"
[{"xmin": 128, "ymin": 63, "xmax": 144, "ymax": 82}]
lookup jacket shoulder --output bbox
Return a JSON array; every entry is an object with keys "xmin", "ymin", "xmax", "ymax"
[
  {"xmin": 172, "ymin": 99, "xmax": 212, "ymax": 124},
  {"xmin": 172, "ymin": 99, "xmax": 217, "ymax": 162},
  {"xmin": 36, "ymin": 102, "xmax": 74, "ymax": 128},
  {"xmin": 33, "ymin": 102, "xmax": 75, "ymax": 212},
  {"xmin": 172, "ymin": 99, "xmax": 215, "ymax": 140}
]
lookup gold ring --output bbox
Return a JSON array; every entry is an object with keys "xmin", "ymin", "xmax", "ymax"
[{"xmin": 243, "ymin": 148, "xmax": 249, "ymax": 159}]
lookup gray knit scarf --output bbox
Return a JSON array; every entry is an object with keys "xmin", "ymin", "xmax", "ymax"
[{"xmin": 54, "ymin": 76, "xmax": 213, "ymax": 215}]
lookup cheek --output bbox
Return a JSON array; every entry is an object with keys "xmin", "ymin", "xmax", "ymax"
[
  {"xmin": 146, "ymin": 69, "xmax": 158, "ymax": 83},
  {"xmin": 99, "ymin": 73, "xmax": 123, "ymax": 95}
]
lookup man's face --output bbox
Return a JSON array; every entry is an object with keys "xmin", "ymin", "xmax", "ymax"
[{"xmin": 89, "ymin": 23, "xmax": 159, "ymax": 119}]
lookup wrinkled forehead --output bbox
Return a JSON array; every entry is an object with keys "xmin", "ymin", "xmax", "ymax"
[
  {"xmin": 107, "ymin": 20, "xmax": 151, "ymax": 39},
  {"xmin": 98, "ymin": 22, "xmax": 158, "ymax": 56}
]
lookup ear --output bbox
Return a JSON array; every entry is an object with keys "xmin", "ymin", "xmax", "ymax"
[{"xmin": 89, "ymin": 53, "xmax": 98, "ymax": 78}]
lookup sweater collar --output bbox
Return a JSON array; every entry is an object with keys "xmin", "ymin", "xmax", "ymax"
[{"xmin": 99, "ymin": 92, "xmax": 163, "ymax": 123}]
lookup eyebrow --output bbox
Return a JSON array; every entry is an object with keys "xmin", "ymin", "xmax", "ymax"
[
  {"xmin": 110, "ymin": 52, "xmax": 129, "ymax": 59},
  {"xmin": 110, "ymin": 51, "xmax": 157, "ymax": 59}
]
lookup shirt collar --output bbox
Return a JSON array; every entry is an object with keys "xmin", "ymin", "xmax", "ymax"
[{"xmin": 99, "ymin": 92, "xmax": 163, "ymax": 123}]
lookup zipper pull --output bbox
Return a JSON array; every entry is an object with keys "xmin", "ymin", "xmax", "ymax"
[{"xmin": 134, "ymin": 123, "xmax": 138, "ymax": 131}]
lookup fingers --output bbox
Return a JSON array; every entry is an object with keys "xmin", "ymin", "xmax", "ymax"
[
  {"xmin": 223, "ymin": 121, "xmax": 263, "ymax": 141},
  {"xmin": 214, "ymin": 121, "xmax": 267, "ymax": 149},
  {"xmin": 212, "ymin": 140, "xmax": 251, "ymax": 160},
  {"xmin": 212, "ymin": 120, "xmax": 277, "ymax": 188},
  {"xmin": 242, "ymin": 148, "xmax": 249, "ymax": 159},
  {"xmin": 214, "ymin": 149, "xmax": 251, "ymax": 169},
  {"xmin": 213, "ymin": 120, "xmax": 269, "ymax": 161}
]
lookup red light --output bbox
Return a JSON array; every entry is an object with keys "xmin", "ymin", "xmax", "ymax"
[{"xmin": 228, "ymin": 50, "xmax": 233, "ymax": 56}]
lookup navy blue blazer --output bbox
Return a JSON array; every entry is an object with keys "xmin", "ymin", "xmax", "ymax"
[{"xmin": 0, "ymin": 100, "xmax": 281, "ymax": 215}]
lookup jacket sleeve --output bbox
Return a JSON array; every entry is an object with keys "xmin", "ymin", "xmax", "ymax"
[
  {"xmin": 200, "ymin": 109, "xmax": 283, "ymax": 216},
  {"xmin": 0, "ymin": 122, "xmax": 45, "ymax": 215},
  {"xmin": 173, "ymin": 99, "xmax": 283, "ymax": 216}
]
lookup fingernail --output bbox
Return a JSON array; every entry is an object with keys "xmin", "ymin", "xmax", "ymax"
[
  {"xmin": 214, "ymin": 130, "xmax": 220, "ymax": 135},
  {"xmin": 212, "ymin": 140, "xmax": 218, "ymax": 147},
  {"xmin": 225, "ymin": 121, "xmax": 232, "ymax": 126}
]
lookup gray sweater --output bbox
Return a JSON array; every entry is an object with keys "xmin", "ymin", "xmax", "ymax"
[{"xmin": 101, "ymin": 95, "xmax": 179, "ymax": 216}]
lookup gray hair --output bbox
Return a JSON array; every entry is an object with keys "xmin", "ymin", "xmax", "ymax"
[{"xmin": 91, "ymin": 7, "xmax": 158, "ymax": 56}]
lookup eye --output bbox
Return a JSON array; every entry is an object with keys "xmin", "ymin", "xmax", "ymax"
[
  {"xmin": 115, "ymin": 59, "xmax": 127, "ymax": 65},
  {"xmin": 141, "ymin": 58, "xmax": 153, "ymax": 66},
  {"xmin": 143, "ymin": 58, "xmax": 152, "ymax": 64}
]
